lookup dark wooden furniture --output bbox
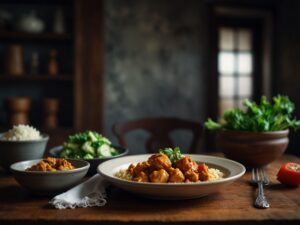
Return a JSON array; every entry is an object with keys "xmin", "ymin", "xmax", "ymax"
[
  {"xmin": 0, "ymin": 154, "xmax": 299, "ymax": 225},
  {"xmin": 113, "ymin": 117, "xmax": 203, "ymax": 153},
  {"xmin": 0, "ymin": 0, "xmax": 103, "ymax": 136},
  {"xmin": 74, "ymin": 0, "xmax": 104, "ymax": 131}
]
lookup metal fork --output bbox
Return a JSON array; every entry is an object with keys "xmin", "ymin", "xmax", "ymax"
[{"xmin": 251, "ymin": 168, "xmax": 270, "ymax": 209}]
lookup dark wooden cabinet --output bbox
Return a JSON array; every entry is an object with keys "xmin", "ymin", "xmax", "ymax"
[{"xmin": 0, "ymin": 0, "xmax": 103, "ymax": 146}]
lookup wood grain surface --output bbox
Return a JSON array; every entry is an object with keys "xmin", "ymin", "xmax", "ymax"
[{"xmin": 0, "ymin": 154, "xmax": 299, "ymax": 225}]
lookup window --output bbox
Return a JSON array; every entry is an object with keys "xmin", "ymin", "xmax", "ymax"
[
  {"xmin": 218, "ymin": 27, "xmax": 253, "ymax": 116},
  {"xmin": 206, "ymin": 6, "xmax": 273, "ymax": 151}
]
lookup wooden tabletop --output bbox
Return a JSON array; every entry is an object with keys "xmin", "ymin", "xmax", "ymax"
[{"xmin": 0, "ymin": 154, "xmax": 299, "ymax": 225}]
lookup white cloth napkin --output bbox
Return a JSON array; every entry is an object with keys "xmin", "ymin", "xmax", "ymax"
[{"xmin": 49, "ymin": 174, "xmax": 108, "ymax": 209}]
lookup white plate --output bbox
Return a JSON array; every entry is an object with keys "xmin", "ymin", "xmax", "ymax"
[{"xmin": 98, "ymin": 154, "xmax": 246, "ymax": 200}]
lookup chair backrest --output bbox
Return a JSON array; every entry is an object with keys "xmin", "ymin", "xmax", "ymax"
[{"xmin": 113, "ymin": 117, "xmax": 203, "ymax": 153}]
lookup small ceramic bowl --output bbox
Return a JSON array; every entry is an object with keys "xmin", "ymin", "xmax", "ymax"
[
  {"xmin": 49, "ymin": 145, "xmax": 129, "ymax": 174},
  {"xmin": 10, "ymin": 159, "xmax": 89, "ymax": 195},
  {"xmin": 0, "ymin": 133, "xmax": 49, "ymax": 171}
]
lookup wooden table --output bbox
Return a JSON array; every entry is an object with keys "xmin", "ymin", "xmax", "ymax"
[{"xmin": 0, "ymin": 154, "xmax": 299, "ymax": 225}]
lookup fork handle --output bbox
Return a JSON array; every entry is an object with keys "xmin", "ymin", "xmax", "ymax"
[{"xmin": 254, "ymin": 182, "xmax": 270, "ymax": 209}]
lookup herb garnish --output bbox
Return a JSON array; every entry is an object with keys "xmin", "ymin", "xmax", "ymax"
[{"xmin": 159, "ymin": 147, "xmax": 183, "ymax": 163}]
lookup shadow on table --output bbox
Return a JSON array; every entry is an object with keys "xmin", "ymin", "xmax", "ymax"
[
  {"xmin": 0, "ymin": 185, "xmax": 29, "ymax": 202},
  {"xmin": 267, "ymin": 183, "xmax": 298, "ymax": 191},
  {"xmin": 0, "ymin": 168, "xmax": 12, "ymax": 177},
  {"xmin": 0, "ymin": 184, "xmax": 50, "ymax": 203},
  {"xmin": 105, "ymin": 187, "xmax": 221, "ymax": 212}
]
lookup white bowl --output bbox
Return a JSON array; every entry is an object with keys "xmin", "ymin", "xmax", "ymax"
[
  {"xmin": 10, "ymin": 159, "xmax": 89, "ymax": 195},
  {"xmin": 0, "ymin": 133, "xmax": 49, "ymax": 171},
  {"xmin": 98, "ymin": 154, "xmax": 246, "ymax": 200}
]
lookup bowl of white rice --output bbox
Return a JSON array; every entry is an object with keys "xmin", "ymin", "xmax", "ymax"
[{"xmin": 0, "ymin": 125, "xmax": 49, "ymax": 171}]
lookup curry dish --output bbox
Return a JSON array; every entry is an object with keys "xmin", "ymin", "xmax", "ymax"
[
  {"xmin": 26, "ymin": 157, "xmax": 75, "ymax": 172},
  {"xmin": 115, "ymin": 153, "xmax": 224, "ymax": 183}
]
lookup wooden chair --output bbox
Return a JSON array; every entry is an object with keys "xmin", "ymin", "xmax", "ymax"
[{"xmin": 113, "ymin": 117, "xmax": 203, "ymax": 153}]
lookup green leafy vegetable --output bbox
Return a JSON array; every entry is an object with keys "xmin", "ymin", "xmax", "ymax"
[
  {"xmin": 205, "ymin": 95, "xmax": 300, "ymax": 132},
  {"xmin": 60, "ymin": 131, "xmax": 118, "ymax": 159},
  {"xmin": 159, "ymin": 147, "xmax": 183, "ymax": 163}
]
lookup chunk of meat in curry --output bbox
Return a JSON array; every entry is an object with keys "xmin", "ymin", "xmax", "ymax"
[{"xmin": 126, "ymin": 153, "xmax": 210, "ymax": 183}]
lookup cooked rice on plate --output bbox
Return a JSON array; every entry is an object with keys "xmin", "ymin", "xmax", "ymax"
[
  {"xmin": 115, "ymin": 166, "xmax": 224, "ymax": 182},
  {"xmin": 114, "ymin": 149, "xmax": 224, "ymax": 183}
]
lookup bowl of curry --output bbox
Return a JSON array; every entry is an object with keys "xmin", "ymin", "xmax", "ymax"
[{"xmin": 10, "ymin": 157, "xmax": 89, "ymax": 195}]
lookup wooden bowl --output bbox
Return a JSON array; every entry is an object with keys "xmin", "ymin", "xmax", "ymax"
[{"xmin": 217, "ymin": 130, "xmax": 289, "ymax": 168}]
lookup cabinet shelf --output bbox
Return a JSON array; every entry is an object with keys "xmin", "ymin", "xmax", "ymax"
[
  {"xmin": 0, "ymin": 31, "xmax": 72, "ymax": 41},
  {"xmin": 0, "ymin": 75, "xmax": 73, "ymax": 82},
  {"xmin": 0, "ymin": 0, "xmax": 103, "ymax": 133}
]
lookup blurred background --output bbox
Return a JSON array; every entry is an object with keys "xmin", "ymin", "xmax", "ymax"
[{"xmin": 0, "ymin": 0, "xmax": 299, "ymax": 155}]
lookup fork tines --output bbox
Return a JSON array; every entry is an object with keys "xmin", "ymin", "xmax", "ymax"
[{"xmin": 252, "ymin": 168, "xmax": 269, "ymax": 185}]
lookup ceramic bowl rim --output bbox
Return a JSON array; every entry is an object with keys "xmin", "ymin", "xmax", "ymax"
[
  {"xmin": 49, "ymin": 145, "xmax": 129, "ymax": 161},
  {"xmin": 10, "ymin": 158, "xmax": 90, "ymax": 175},
  {"xmin": 218, "ymin": 129, "xmax": 289, "ymax": 135}
]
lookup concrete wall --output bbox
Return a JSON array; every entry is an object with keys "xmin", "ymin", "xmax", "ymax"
[{"xmin": 103, "ymin": 0, "xmax": 208, "ymax": 154}]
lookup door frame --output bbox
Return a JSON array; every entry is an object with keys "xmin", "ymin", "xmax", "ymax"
[{"xmin": 74, "ymin": 0, "xmax": 104, "ymax": 131}]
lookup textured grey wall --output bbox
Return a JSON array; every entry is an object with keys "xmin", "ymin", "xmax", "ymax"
[{"xmin": 103, "ymin": 0, "xmax": 208, "ymax": 154}]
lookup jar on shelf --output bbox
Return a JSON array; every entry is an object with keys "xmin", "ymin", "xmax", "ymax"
[
  {"xmin": 5, "ymin": 44, "xmax": 24, "ymax": 76},
  {"xmin": 16, "ymin": 10, "xmax": 45, "ymax": 33},
  {"xmin": 48, "ymin": 49, "xmax": 58, "ymax": 76},
  {"xmin": 6, "ymin": 97, "xmax": 31, "ymax": 126},
  {"xmin": 42, "ymin": 98, "xmax": 59, "ymax": 129},
  {"xmin": 30, "ymin": 52, "xmax": 39, "ymax": 75},
  {"xmin": 53, "ymin": 7, "xmax": 66, "ymax": 34}
]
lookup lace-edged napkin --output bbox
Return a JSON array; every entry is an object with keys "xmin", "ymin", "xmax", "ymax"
[{"xmin": 49, "ymin": 174, "xmax": 108, "ymax": 209}]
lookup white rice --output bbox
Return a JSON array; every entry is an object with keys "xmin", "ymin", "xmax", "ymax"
[
  {"xmin": 115, "ymin": 169, "xmax": 133, "ymax": 181},
  {"xmin": 1, "ymin": 125, "xmax": 42, "ymax": 141},
  {"xmin": 207, "ymin": 168, "xmax": 224, "ymax": 181}
]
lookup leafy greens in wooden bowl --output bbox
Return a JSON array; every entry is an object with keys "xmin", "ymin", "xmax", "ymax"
[
  {"xmin": 205, "ymin": 95, "xmax": 300, "ymax": 167},
  {"xmin": 205, "ymin": 95, "xmax": 300, "ymax": 132}
]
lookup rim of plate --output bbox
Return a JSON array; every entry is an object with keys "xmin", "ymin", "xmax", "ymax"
[{"xmin": 98, "ymin": 154, "xmax": 246, "ymax": 186}]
